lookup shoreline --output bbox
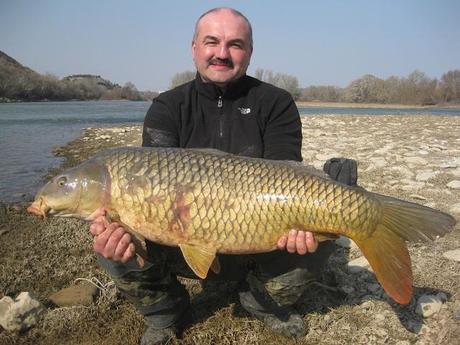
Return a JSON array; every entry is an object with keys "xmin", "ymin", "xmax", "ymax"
[
  {"xmin": 2, "ymin": 97, "xmax": 460, "ymax": 109},
  {"xmin": 296, "ymin": 101, "xmax": 460, "ymax": 109}
]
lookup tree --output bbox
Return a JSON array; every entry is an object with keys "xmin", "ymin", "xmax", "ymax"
[
  {"xmin": 344, "ymin": 74, "xmax": 385, "ymax": 103},
  {"xmin": 438, "ymin": 70, "xmax": 460, "ymax": 103},
  {"xmin": 254, "ymin": 68, "xmax": 301, "ymax": 100},
  {"xmin": 170, "ymin": 70, "xmax": 195, "ymax": 89}
]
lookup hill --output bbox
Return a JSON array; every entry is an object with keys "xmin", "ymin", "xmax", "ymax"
[{"xmin": 0, "ymin": 51, "xmax": 156, "ymax": 102}]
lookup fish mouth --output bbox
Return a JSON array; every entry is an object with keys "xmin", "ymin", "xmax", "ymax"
[{"xmin": 27, "ymin": 199, "xmax": 51, "ymax": 219}]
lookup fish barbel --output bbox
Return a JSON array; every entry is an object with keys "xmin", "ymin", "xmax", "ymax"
[{"xmin": 27, "ymin": 147, "xmax": 456, "ymax": 304}]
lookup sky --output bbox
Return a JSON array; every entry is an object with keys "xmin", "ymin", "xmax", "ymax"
[{"xmin": 1, "ymin": 0, "xmax": 459, "ymax": 91}]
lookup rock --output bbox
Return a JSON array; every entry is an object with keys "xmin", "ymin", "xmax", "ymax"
[
  {"xmin": 446, "ymin": 180, "xmax": 460, "ymax": 189},
  {"xmin": 415, "ymin": 294, "xmax": 443, "ymax": 318},
  {"xmin": 406, "ymin": 157, "xmax": 428, "ymax": 165},
  {"xmin": 369, "ymin": 157, "xmax": 387, "ymax": 168},
  {"xmin": 453, "ymin": 301, "xmax": 460, "ymax": 321},
  {"xmin": 347, "ymin": 256, "xmax": 370, "ymax": 273},
  {"xmin": 451, "ymin": 204, "xmax": 460, "ymax": 214},
  {"xmin": 395, "ymin": 341, "xmax": 411, "ymax": 345},
  {"xmin": 451, "ymin": 168, "xmax": 460, "ymax": 177},
  {"xmin": 415, "ymin": 171, "xmax": 437, "ymax": 182},
  {"xmin": 49, "ymin": 281, "xmax": 98, "ymax": 307},
  {"xmin": 442, "ymin": 249, "xmax": 460, "ymax": 262},
  {"xmin": 410, "ymin": 194, "xmax": 427, "ymax": 201},
  {"xmin": 0, "ymin": 226, "xmax": 9, "ymax": 236},
  {"xmin": 0, "ymin": 292, "xmax": 46, "ymax": 332}
]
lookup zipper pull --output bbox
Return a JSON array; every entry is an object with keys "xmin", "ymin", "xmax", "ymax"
[{"xmin": 217, "ymin": 96, "xmax": 223, "ymax": 108}]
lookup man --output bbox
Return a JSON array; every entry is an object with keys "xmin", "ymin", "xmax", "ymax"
[{"xmin": 90, "ymin": 7, "xmax": 356, "ymax": 344}]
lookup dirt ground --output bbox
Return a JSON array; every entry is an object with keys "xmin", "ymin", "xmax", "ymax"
[{"xmin": 1, "ymin": 115, "xmax": 459, "ymax": 345}]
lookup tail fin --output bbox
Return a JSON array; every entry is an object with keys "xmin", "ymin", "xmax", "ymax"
[{"xmin": 354, "ymin": 195, "xmax": 456, "ymax": 305}]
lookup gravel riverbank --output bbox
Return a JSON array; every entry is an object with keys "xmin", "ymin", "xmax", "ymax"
[{"xmin": 1, "ymin": 114, "xmax": 459, "ymax": 345}]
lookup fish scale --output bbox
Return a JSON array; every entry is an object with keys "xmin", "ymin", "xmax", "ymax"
[{"xmin": 28, "ymin": 146, "xmax": 456, "ymax": 305}]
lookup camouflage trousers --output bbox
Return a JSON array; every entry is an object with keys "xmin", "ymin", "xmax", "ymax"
[{"xmin": 97, "ymin": 240, "xmax": 335, "ymax": 328}]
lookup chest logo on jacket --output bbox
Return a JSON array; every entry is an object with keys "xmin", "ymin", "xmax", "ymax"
[{"xmin": 237, "ymin": 107, "xmax": 251, "ymax": 115}]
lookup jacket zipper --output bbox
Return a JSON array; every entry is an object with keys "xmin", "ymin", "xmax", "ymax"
[{"xmin": 218, "ymin": 96, "xmax": 224, "ymax": 138}]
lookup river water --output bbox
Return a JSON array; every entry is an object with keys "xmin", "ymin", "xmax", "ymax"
[{"xmin": 1, "ymin": 100, "xmax": 459, "ymax": 203}]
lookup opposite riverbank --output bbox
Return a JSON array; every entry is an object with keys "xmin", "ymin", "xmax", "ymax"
[{"xmin": 1, "ymin": 115, "xmax": 459, "ymax": 345}]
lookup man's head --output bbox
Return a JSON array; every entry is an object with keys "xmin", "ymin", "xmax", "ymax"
[{"xmin": 192, "ymin": 7, "xmax": 253, "ymax": 88}]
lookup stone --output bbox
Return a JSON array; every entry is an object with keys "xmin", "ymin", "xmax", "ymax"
[
  {"xmin": 451, "ymin": 204, "xmax": 460, "ymax": 214},
  {"xmin": 395, "ymin": 341, "xmax": 411, "ymax": 345},
  {"xmin": 49, "ymin": 281, "xmax": 98, "ymax": 307},
  {"xmin": 0, "ymin": 292, "xmax": 46, "ymax": 332},
  {"xmin": 415, "ymin": 294, "xmax": 443, "ymax": 318},
  {"xmin": 415, "ymin": 171, "xmax": 437, "ymax": 182},
  {"xmin": 406, "ymin": 157, "xmax": 428, "ymax": 165},
  {"xmin": 347, "ymin": 256, "xmax": 370, "ymax": 273},
  {"xmin": 442, "ymin": 249, "xmax": 460, "ymax": 263},
  {"xmin": 446, "ymin": 180, "xmax": 460, "ymax": 189},
  {"xmin": 409, "ymin": 194, "xmax": 427, "ymax": 201},
  {"xmin": 450, "ymin": 168, "xmax": 460, "ymax": 177},
  {"xmin": 369, "ymin": 157, "xmax": 387, "ymax": 168},
  {"xmin": 0, "ymin": 226, "xmax": 9, "ymax": 236}
]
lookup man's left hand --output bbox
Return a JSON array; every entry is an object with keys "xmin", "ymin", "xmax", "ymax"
[{"xmin": 277, "ymin": 230, "xmax": 318, "ymax": 255}]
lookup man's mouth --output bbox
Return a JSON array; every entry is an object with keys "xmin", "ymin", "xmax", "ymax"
[{"xmin": 209, "ymin": 59, "xmax": 233, "ymax": 69}]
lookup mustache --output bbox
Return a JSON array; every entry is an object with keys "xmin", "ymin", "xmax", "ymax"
[{"xmin": 208, "ymin": 58, "xmax": 233, "ymax": 68}]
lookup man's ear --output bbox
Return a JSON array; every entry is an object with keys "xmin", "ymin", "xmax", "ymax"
[{"xmin": 191, "ymin": 40, "xmax": 196, "ymax": 60}]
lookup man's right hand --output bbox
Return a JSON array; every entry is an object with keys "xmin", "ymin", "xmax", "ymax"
[{"xmin": 89, "ymin": 213, "xmax": 136, "ymax": 263}]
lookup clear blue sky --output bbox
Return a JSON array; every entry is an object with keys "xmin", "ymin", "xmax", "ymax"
[{"xmin": 1, "ymin": 0, "xmax": 459, "ymax": 91}]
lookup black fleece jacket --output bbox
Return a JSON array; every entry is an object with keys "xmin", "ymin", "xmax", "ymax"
[{"xmin": 142, "ymin": 74, "xmax": 302, "ymax": 161}]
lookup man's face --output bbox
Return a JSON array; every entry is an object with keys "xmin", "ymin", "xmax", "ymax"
[{"xmin": 192, "ymin": 10, "xmax": 253, "ymax": 88}]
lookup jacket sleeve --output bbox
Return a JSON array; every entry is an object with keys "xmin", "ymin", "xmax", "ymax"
[
  {"xmin": 262, "ymin": 91, "xmax": 303, "ymax": 162},
  {"xmin": 142, "ymin": 99, "xmax": 180, "ymax": 148}
]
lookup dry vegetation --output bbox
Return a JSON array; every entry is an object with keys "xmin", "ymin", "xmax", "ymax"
[{"xmin": 1, "ymin": 115, "xmax": 459, "ymax": 345}]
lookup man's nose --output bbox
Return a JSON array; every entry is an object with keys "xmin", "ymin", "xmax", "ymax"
[{"xmin": 216, "ymin": 44, "xmax": 230, "ymax": 59}]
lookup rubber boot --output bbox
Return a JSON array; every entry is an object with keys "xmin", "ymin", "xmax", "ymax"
[
  {"xmin": 239, "ymin": 289, "xmax": 306, "ymax": 338},
  {"xmin": 140, "ymin": 307, "xmax": 193, "ymax": 345}
]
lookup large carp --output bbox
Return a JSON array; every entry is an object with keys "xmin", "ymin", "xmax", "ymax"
[{"xmin": 28, "ymin": 147, "xmax": 456, "ymax": 304}]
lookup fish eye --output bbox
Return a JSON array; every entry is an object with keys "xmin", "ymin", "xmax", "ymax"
[{"xmin": 57, "ymin": 176, "xmax": 68, "ymax": 187}]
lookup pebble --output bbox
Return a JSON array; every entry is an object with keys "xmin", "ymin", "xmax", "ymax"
[
  {"xmin": 49, "ymin": 281, "xmax": 98, "ymax": 307},
  {"xmin": 450, "ymin": 203, "xmax": 460, "ymax": 214},
  {"xmin": 0, "ymin": 292, "xmax": 46, "ymax": 332},
  {"xmin": 454, "ymin": 308, "xmax": 460, "ymax": 321},
  {"xmin": 446, "ymin": 180, "xmax": 460, "ymax": 189},
  {"xmin": 442, "ymin": 249, "xmax": 460, "ymax": 262},
  {"xmin": 406, "ymin": 157, "xmax": 428, "ymax": 165},
  {"xmin": 347, "ymin": 256, "xmax": 370, "ymax": 273},
  {"xmin": 0, "ymin": 226, "xmax": 9, "ymax": 236},
  {"xmin": 410, "ymin": 194, "xmax": 427, "ymax": 201},
  {"xmin": 415, "ymin": 171, "xmax": 437, "ymax": 182},
  {"xmin": 415, "ymin": 294, "xmax": 444, "ymax": 318},
  {"xmin": 395, "ymin": 341, "xmax": 411, "ymax": 345}
]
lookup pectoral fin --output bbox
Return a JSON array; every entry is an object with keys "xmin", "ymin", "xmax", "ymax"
[
  {"xmin": 315, "ymin": 233, "xmax": 340, "ymax": 242},
  {"xmin": 179, "ymin": 243, "xmax": 217, "ymax": 279}
]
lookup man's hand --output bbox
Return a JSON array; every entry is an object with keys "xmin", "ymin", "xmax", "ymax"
[
  {"xmin": 277, "ymin": 230, "xmax": 318, "ymax": 255},
  {"xmin": 89, "ymin": 212, "xmax": 136, "ymax": 263}
]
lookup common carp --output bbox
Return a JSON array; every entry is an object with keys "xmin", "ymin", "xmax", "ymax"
[{"xmin": 27, "ymin": 147, "xmax": 456, "ymax": 305}]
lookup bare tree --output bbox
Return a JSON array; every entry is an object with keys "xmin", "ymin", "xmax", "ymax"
[
  {"xmin": 439, "ymin": 70, "xmax": 460, "ymax": 103},
  {"xmin": 170, "ymin": 70, "xmax": 195, "ymax": 89},
  {"xmin": 254, "ymin": 68, "xmax": 301, "ymax": 100}
]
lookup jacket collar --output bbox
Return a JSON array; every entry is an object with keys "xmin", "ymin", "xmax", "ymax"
[{"xmin": 194, "ymin": 73, "xmax": 253, "ymax": 100}]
